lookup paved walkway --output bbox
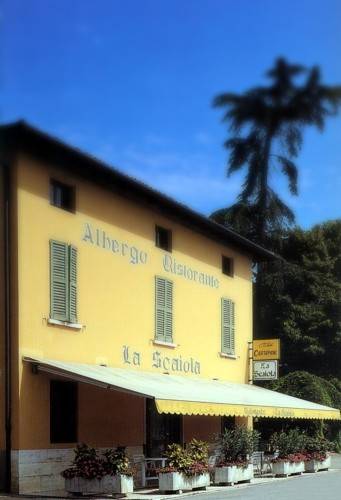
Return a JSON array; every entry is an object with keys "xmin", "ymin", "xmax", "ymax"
[
  {"xmin": 1, "ymin": 454, "xmax": 340, "ymax": 500},
  {"xmin": 127, "ymin": 469, "xmax": 341, "ymax": 500},
  {"xmin": 197, "ymin": 470, "xmax": 341, "ymax": 500}
]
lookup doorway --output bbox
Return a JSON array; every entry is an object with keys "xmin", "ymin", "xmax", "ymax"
[{"xmin": 146, "ymin": 399, "xmax": 182, "ymax": 457}]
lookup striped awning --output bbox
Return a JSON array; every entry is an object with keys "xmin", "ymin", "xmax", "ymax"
[{"xmin": 23, "ymin": 357, "xmax": 340, "ymax": 420}]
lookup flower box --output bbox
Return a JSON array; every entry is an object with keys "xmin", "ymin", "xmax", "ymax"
[
  {"xmin": 65, "ymin": 474, "xmax": 134, "ymax": 495},
  {"xmin": 304, "ymin": 455, "xmax": 331, "ymax": 473},
  {"xmin": 158, "ymin": 472, "xmax": 210, "ymax": 493},
  {"xmin": 272, "ymin": 460, "xmax": 305, "ymax": 477},
  {"xmin": 214, "ymin": 464, "xmax": 253, "ymax": 486}
]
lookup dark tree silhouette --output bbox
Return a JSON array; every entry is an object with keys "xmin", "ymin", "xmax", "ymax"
[{"xmin": 212, "ymin": 58, "xmax": 341, "ymax": 245}]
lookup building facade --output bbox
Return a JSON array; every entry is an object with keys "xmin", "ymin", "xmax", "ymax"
[{"xmin": 0, "ymin": 122, "xmax": 338, "ymax": 495}]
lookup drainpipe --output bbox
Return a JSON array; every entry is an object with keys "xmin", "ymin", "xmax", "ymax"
[{"xmin": 3, "ymin": 163, "xmax": 11, "ymax": 492}]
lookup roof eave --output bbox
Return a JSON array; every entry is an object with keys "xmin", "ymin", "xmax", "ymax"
[{"xmin": 0, "ymin": 120, "xmax": 278, "ymax": 262}]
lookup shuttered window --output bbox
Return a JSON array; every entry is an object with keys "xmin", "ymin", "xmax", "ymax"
[
  {"xmin": 221, "ymin": 298, "xmax": 235, "ymax": 355},
  {"xmin": 155, "ymin": 277, "xmax": 173, "ymax": 343},
  {"xmin": 50, "ymin": 240, "xmax": 78, "ymax": 323},
  {"xmin": 69, "ymin": 245, "xmax": 78, "ymax": 323}
]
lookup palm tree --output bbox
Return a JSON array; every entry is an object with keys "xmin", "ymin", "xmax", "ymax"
[{"xmin": 212, "ymin": 58, "xmax": 341, "ymax": 246}]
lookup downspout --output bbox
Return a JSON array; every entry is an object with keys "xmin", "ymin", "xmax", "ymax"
[{"xmin": 3, "ymin": 163, "xmax": 11, "ymax": 492}]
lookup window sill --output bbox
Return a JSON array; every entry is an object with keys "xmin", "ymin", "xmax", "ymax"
[
  {"xmin": 219, "ymin": 352, "xmax": 237, "ymax": 359},
  {"xmin": 48, "ymin": 318, "xmax": 83, "ymax": 330},
  {"xmin": 153, "ymin": 340, "xmax": 177, "ymax": 349}
]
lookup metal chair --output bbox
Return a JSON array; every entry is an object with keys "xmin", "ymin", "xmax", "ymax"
[{"xmin": 251, "ymin": 451, "xmax": 264, "ymax": 476}]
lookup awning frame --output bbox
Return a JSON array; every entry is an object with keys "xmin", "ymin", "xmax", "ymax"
[{"xmin": 24, "ymin": 357, "xmax": 341, "ymax": 421}]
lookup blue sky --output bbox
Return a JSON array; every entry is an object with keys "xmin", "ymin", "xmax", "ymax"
[{"xmin": 3, "ymin": 0, "xmax": 341, "ymax": 228}]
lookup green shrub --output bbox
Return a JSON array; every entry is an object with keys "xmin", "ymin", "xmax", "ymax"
[
  {"xmin": 305, "ymin": 435, "xmax": 333, "ymax": 454},
  {"xmin": 333, "ymin": 431, "xmax": 341, "ymax": 453},
  {"xmin": 186, "ymin": 439, "xmax": 209, "ymax": 464},
  {"xmin": 62, "ymin": 443, "xmax": 105, "ymax": 479},
  {"xmin": 218, "ymin": 426, "xmax": 260, "ymax": 465},
  {"xmin": 161, "ymin": 439, "xmax": 209, "ymax": 476},
  {"xmin": 61, "ymin": 444, "xmax": 132, "ymax": 479},
  {"xmin": 269, "ymin": 372, "xmax": 341, "ymax": 411},
  {"xmin": 164, "ymin": 443, "xmax": 194, "ymax": 472},
  {"xmin": 270, "ymin": 429, "xmax": 306, "ymax": 458},
  {"xmin": 103, "ymin": 446, "xmax": 132, "ymax": 476}
]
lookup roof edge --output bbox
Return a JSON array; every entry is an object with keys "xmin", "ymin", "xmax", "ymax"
[{"xmin": 0, "ymin": 120, "xmax": 278, "ymax": 261}]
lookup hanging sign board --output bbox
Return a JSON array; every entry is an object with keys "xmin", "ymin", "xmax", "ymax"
[
  {"xmin": 253, "ymin": 360, "xmax": 278, "ymax": 380},
  {"xmin": 253, "ymin": 339, "xmax": 280, "ymax": 360}
]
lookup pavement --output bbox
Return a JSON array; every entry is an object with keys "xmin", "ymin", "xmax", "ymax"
[
  {"xmin": 1, "ymin": 454, "xmax": 341, "ymax": 500},
  {"xmin": 128, "ymin": 454, "xmax": 341, "ymax": 500},
  {"xmin": 199, "ymin": 470, "xmax": 341, "ymax": 500},
  {"xmin": 128, "ymin": 469, "xmax": 341, "ymax": 500}
]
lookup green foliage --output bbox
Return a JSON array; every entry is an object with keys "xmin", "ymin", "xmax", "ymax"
[
  {"xmin": 269, "ymin": 372, "xmax": 341, "ymax": 410},
  {"xmin": 211, "ymin": 58, "xmax": 341, "ymax": 438},
  {"xmin": 255, "ymin": 371, "xmax": 341, "ymax": 440},
  {"xmin": 103, "ymin": 446, "xmax": 132, "ymax": 476},
  {"xmin": 304, "ymin": 436, "xmax": 333, "ymax": 454},
  {"xmin": 255, "ymin": 222, "xmax": 341, "ymax": 379},
  {"xmin": 73, "ymin": 443, "xmax": 97, "ymax": 464},
  {"xmin": 211, "ymin": 202, "xmax": 286, "ymax": 252},
  {"xmin": 186, "ymin": 439, "xmax": 209, "ymax": 464},
  {"xmin": 213, "ymin": 58, "xmax": 341, "ymax": 243},
  {"xmin": 162, "ymin": 439, "xmax": 209, "ymax": 476},
  {"xmin": 269, "ymin": 429, "xmax": 306, "ymax": 458},
  {"xmin": 61, "ymin": 444, "xmax": 132, "ymax": 479},
  {"xmin": 164, "ymin": 443, "xmax": 194, "ymax": 472},
  {"xmin": 218, "ymin": 426, "xmax": 260, "ymax": 464},
  {"xmin": 62, "ymin": 443, "xmax": 105, "ymax": 480},
  {"xmin": 269, "ymin": 431, "xmax": 334, "ymax": 462},
  {"xmin": 333, "ymin": 431, "xmax": 341, "ymax": 453}
]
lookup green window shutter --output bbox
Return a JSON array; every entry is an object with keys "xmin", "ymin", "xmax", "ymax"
[
  {"xmin": 221, "ymin": 298, "xmax": 235, "ymax": 355},
  {"xmin": 164, "ymin": 279, "xmax": 173, "ymax": 343},
  {"xmin": 155, "ymin": 277, "xmax": 173, "ymax": 342},
  {"xmin": 50, "ymin": 240, "xmax": 69, "ymax": 321},
  {"xmin": 69, "ymin": 245, "xmax": 78, "ymax": 323}
]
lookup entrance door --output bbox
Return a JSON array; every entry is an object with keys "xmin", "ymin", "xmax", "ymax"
[{"xmin": 146, "ymin": 399, "xmax": 182, "ymax": 457}]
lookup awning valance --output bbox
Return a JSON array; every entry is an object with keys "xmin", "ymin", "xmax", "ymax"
[{"xmin": 23, "ymin": 357, "xmax": 340, "ymax": 420}]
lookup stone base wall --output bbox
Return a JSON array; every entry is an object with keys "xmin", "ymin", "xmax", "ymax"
[{"xmin": 11, "ymin": 446, "xmax": 144, "ymax": 494}]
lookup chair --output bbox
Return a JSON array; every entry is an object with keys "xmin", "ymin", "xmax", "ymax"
[
  {"xmin": 141, "ymin": 457, "xmax": 167, "ymax": 488},
  {"xmin": 251, "ymin": 451, "xmax": 264, "ymax": 476}
]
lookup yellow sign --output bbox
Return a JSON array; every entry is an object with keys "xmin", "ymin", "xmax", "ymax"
[{"xmin": 253, "ymin": 339, "xmax": 280, "ymax": 360}]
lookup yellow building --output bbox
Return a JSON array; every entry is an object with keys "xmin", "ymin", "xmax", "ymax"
[{"xmin": 0, "ymin": 121, "xmax": 339, "ymax": 494}]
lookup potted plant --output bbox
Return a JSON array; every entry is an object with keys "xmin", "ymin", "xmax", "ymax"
[
  {"xmin": 62, "ymin": 444, "xmax": 134, "ymax": 495},
  {"xmin": 270, "ymin": 429, "xmax": 307, "ymax": 477},
  {"xmin": 102, "ymin": 446, "xmax": 134, "ymax": 492},
  {"xmin": 213, "ymin": 426, "xmax": 260, "ymax": 485},
  {"xmin": 304, "ymin": 436, "xmax": 332, "ymax": 473},
  {"xmin": 158, "ymin": 439, "xmax": 210, "ymax": 493}
]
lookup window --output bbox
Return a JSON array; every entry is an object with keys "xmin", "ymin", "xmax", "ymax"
[
  {"xmin": 50, "ymin": 240, "xmax": 78, "ymax": 323},
  {"xmin": 155, "ymin": 276, "xmax": 173, "ymax": 343},
  {"xmin": 222, "ymin": 256, "xmax": 234, "ymax": 277},
  {"xmin": 50, "ymin": 179, "xmax": 75, "ymax": 212},
  {"xmin": 155, "ymin": 225, "xmax": 172, "ymax": 252},
  {"xmin": 50, "ymin": 380, "xmax": 77, "ymax": 443},
  {"xmin": 221, "ymin": 298, "xmax": 235, "ymax": 355}
]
